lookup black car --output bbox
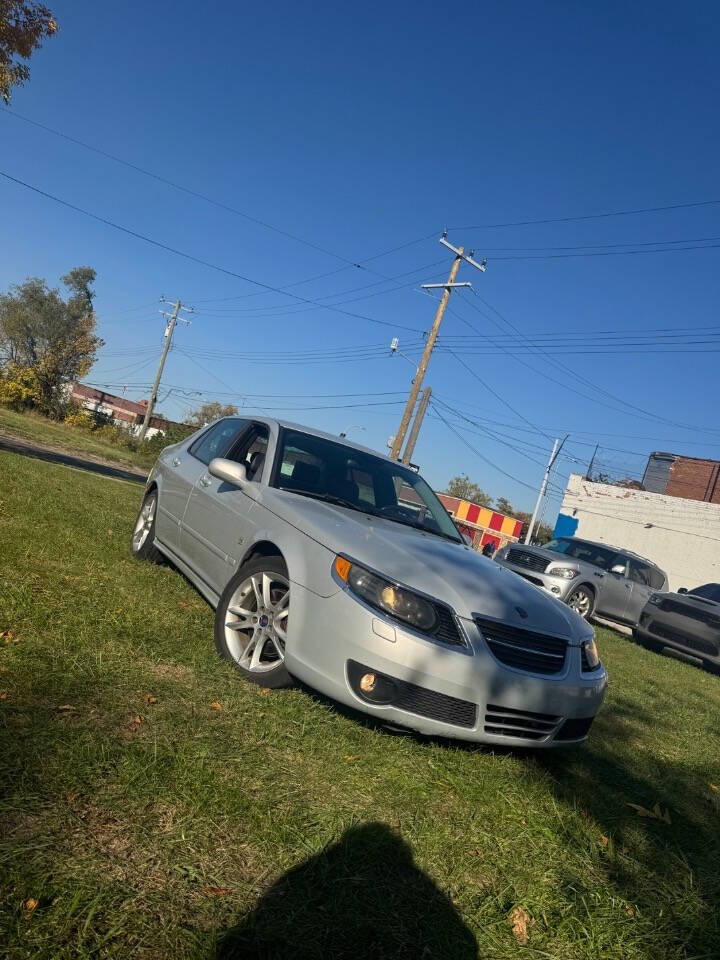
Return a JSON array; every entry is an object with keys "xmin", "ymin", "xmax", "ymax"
[{"xmin": 634, "ymin": 583, "xmax": 720, "ymax": 670}]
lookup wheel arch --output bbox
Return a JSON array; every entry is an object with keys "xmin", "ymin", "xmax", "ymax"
[{"xmin": 242, "ymin": 539, "xmax": 287, "ymax": 568}]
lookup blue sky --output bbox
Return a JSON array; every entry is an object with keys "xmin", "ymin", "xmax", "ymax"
[{"xmin": 2, "ymin": 0, "xmax": 719, "ymax": 515}]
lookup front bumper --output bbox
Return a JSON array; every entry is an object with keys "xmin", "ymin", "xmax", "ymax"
[
  {"xmin": 636, "ymin": 610, "xmax": 720, "ymax": 664},
  {"xmin": 285, "ymin": 583, "xmax": 607, "ymax": 748},
  {"xmin": 495, "ymin": 558, "xmax": 577, "ymax": 603}
]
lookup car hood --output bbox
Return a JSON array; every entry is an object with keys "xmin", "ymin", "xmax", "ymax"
[{"xmin": 261, "ymin": 489, "xmax": 589, "ymax": 641}]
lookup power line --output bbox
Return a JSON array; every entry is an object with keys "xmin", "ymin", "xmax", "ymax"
[
  {"xmin": 431, "ymin": 403, "xmax": 544, "ymax": 493},
  {"xmin": 488, "ymin": 242, "xmax": 720, "ymax": 261},
  {"xmin": 456, "ymin": 291, "xmax": 720, "ymax": 436},
  {"xmin": 451, "ymin": 198, "xmax": 720, "ymax": 231},
  {"xmin": 0, "ymin": 169, "xmax": 425, "ymax": 334}
]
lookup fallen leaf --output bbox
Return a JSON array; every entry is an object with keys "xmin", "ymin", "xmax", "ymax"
[
  {"xmin": 520, "ymin": 818, "xmax": 527, "ymax": 825},
  {"xmin": 0, "ymin": 631, "xmax": 19, "ymax": 646},
  {"xmin": 256, "ymin": 688, "xmax": 270, "ymax": 697},
  {"xmin": 23, "ymin": 898, "xmax": 38, "ymax": 912},
  {"xmin": 600, "ymin": 835, "xmax": 609, "ymax": 848},
  {"xmin": 344, "ymin": 755, "xmax": 359, "ymax": 762},
  {"xmin": 209, "ymin": 701, "xmax": 223, "ymax": 712},
  {"xmin": 0, "ymin": 691, "xmax": 7, "ymax": 701},
  {"xmin": 710, "ymin": 784, "xmax": 718, "ymax": 793},
  {"xmin": 203, "ymin": 885, "xmax": 230, "ymax": 897},
  {"xmin": 510, "ymin": 906, "xmax": 534, "ymax": 944},
  {"xmin": 144, "ymin": 694, "xmax": 158, "ymax": 705},
  {"xmin": 620, "ymin": 846, "xmax": 629, "ymax": 856},
  {"xmin": 133, "ymin": 714, "xmax": 144, "ymax": 725},
  {"xmin": 57, "ymin": 704, "xmax": 77, "ymax": 713},
  {"xmin": 626, "ymin": 906, "xmax": 634, "ymax": 917},
  {"xmin": 626, "ymin": 801, "xmax": 671, "ymax": 823}
]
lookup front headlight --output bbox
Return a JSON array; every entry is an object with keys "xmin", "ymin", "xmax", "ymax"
[
  {"xmin": 582, "ymin": 637, "xmax": 600, "ymax": 669},
  {"xmin": 550, "ymin": 567, "xmax": 579, "ymax": 580},
  {"xmin": 334, "ymin": 556, "xmax": 438, "ymax": 632}
]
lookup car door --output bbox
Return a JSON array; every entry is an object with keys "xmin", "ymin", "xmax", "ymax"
[
  {"xmin": 155, "ymin": 447, "xmax": 208, "ymax": 553},
  {"xmin": 180, "ymin": 422, "xmax": 269, "ymax": 594},
  {"xmin": 595, "ymin": 553, "xmax": 632, "ymax": 620},
  {"xmin": 626, "ymin": 559, "xmax": 656, "ymax": 624}
]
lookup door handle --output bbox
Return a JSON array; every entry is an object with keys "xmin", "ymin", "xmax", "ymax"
[
  {"xmin": 200, "ymin": 475, "xmax": 212, "ymax": 487},
  {"xmin": 172, "ymin": 457, "xmax": 181, "ymax": 467},
  {"xmin": 593, "ymin": 572, "xmax": 603, "ymax": 578}
]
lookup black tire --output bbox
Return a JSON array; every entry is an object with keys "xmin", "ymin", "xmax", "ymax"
[
  {"xmin": 565, "ymin": 584, "xmax": 594, "ymax": 620},
  {"xmin": 130, "ymin": 489, "xmax": 162, "ymax": 562},
  {"xmin": 214, "ymin": 555, "xmax": 293, "ymax": 689}
]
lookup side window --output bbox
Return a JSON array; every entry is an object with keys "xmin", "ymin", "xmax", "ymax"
[
  {"xmin": 227, "ymin": 424, "xmax": 270, "ymax": 482},
  {"xmin": 189, "ymin": 419, "xmax": 247, "ymax": 466},
  {"xmin": 628, "ymin": 559, "xmax": 653, "ymax": 586}
]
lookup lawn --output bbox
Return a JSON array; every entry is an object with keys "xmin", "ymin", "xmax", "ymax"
[
  {"xmin": 1, "ymin": 451, "xmax": 719, "ymax": 959},
  {"xmin": 0, "ymin": 408, "xmax": 149, "ymax": 471}
]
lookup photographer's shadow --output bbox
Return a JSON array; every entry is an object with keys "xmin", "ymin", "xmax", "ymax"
[{"xmin": 215, "ymin": 822, "xmax": 478, "ymax": 959}]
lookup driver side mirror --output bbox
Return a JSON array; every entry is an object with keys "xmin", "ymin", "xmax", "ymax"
[
  {"xmin": 208, "ymin": 457, "xmax": 247, "ymax": 488},
  {"xmin": 611, "ymin": 563, "xmax": 626, "ymax": 576},
  {"xmin": 677, "ymin": 587, "xmax": 688, "ymax": 594}
]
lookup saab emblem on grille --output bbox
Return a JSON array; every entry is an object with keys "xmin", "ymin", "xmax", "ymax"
[{"xmin": 516, "ymin": 607, "xmax": 528, "ymax": 619}]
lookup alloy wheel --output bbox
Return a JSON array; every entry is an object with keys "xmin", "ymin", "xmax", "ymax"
[
  {"xmin": 567, "ymin": 589, "xmax": 591, "ymax": 618},
  {"xmin": 132, "ymin": 494, "xmax": 156, "ymax": 552},
  {"xmin": 224, "ymin": 571, "xmax": 290, "ymax": 673}
]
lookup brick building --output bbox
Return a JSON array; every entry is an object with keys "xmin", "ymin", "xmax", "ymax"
[
  {"xmin": 71, "ymin": 383, "xmax": 182, "ymax": 438},
  {"xmin": 642, "ymin": 452, "xmax": 720, "ymax": 504}
]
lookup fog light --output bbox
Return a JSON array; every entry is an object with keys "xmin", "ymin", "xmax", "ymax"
[{"xmin": 360, "ymin": 672, "xmax": 377, "ymax": 693}]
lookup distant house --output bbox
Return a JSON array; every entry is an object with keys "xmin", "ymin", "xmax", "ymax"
[
  {"xmin": 436, "ymin": 493, "xmax": 523, "ymax": 553},
  {"xmin": 70, "ymin": 383, "xmax": 183, "ymax": 439}
]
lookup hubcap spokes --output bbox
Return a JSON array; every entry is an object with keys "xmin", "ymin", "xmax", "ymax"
[
  {"xmin": 132, "ymin": 496, "xmax": 156, "ymax": 551},
  {"xmin": 225, "ymin": 571, "xmax": 290, "ymax": 672},
  {"xmin": 569, "ymin": 592, "xmax": 590, "ymax": 616}
]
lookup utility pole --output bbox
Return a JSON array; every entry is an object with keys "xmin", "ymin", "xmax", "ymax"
[
  {"xmin": 389, "ymin": 234, "xmax": 486, "ymax": 460},
  {"xmin": 586, "ymin": 443, "xmax": 599, "ymax": 481},
  {"xmin": 402, "ymin": 386, "xmax": 431, "ymax": 465},
  {"xmin": 139, "ymin": 299, "xmax": 184, "ymax": 441},
  {"xmin": 525, "ymin": 435, "xmax": 568, "ymax": 544}
]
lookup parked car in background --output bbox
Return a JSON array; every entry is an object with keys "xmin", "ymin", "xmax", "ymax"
[
  {"xmin": 494, "ymin": 537, "xmax": 667, "ymax": 624},
  {"xmin": 131, "ymin": 417, "xmax": 607, "ymax": 747},
  {"xmin": 635, "ymin": 583, "xmax": 720, "ymax": 670}
]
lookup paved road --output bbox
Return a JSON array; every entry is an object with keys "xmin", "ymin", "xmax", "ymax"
[{"xmin": 0, "ymin": 433, "xmax": 147, "ymax": 485}]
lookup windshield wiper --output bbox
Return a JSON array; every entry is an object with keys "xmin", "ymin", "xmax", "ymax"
[
  {"xmin": 378, "ymin": 513, "xmax": 461, "ymax": 544},
  {"xmin": 281, "ymin": 488, "xmax": 374, "ymax": 513}
]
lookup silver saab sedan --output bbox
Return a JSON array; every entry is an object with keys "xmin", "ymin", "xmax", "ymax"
[{"xmin": 131, "ymin": 417, "xmax": 607, "ymax": 747}]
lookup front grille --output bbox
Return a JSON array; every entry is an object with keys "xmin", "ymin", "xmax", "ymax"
[
  {"xmin": 517, "ymin": 572, "xmax": 545, "ymax": 587},
  {"xmin": 484, "ymin": 703, "xmax": 561, "ymax": 740},
  {"xmin": 347, "ymin": 660, "xmax": 477, "ymax": 728},
  {"xmin": 433, "ymin": 605, "xmax": 466, "ymax": 647},
  {"xmin": 649, "ymin": 621, "xmax": 718, "ymax": 657},
  {"xmin": 475, "ymin": 616, "xmax": 568, "ymax": 675},
  {"xmin": 556, "ymin": 716, "xmax": 594, "ymax": 740},
  {"xmin": 659, "ymin": 598, "xmax": 720, "ymax": 627},
  {"xmin": 506, "ymin": 549, "xmax": 549, "ymax": 573}
]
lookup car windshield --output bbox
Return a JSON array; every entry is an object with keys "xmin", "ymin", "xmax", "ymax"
[
  {"xmin": 689, "ymin": 583, "xmax": 720, "ymax": 603},
  {"xmin": 273, "ymin": 429, "xmax": 462, "ymax": 542},
  {"xmin": 543, "ymin": 538, "xmax": 618, "ymax": 570}
]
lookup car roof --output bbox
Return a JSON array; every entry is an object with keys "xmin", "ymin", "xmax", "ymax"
[{"xmin": 556, "ymin": 536, "xmax": 661, "ymax": 569}]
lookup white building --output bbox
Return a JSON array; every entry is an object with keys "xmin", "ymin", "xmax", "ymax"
[{"xmin": 556, "ymin": 473, "xmax": 720, "ymax": 591}]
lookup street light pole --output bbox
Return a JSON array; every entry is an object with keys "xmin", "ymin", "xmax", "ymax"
[{"xmin": 525, "ymin": 436, "xmax": 568, "ymax": 544}]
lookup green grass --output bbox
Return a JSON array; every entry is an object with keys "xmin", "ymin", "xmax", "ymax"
[
  {"xmin": 1, "ymin": 451, "xmax": 720, "ymax": 959},
  {"xmin": 0, "ymin": 407, "xmax": 148, "ymax": 471}
]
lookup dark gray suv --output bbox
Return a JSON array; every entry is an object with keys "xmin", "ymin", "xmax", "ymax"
[{"xmin": 494, "ymin": 537, "xmax": 667, "ymax": 624}]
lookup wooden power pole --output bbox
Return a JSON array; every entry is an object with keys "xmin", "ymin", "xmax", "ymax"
[
  {"xmin": 389, "ymin": 235, "xmax": 486, "ymax": 461},
  {"xmin": 139, "ymin": 299, "xmax": 182, "ymax": 441},
  {"xmin": 402, "ymin": 386, "xmax": 432, "ymax": 464}
]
